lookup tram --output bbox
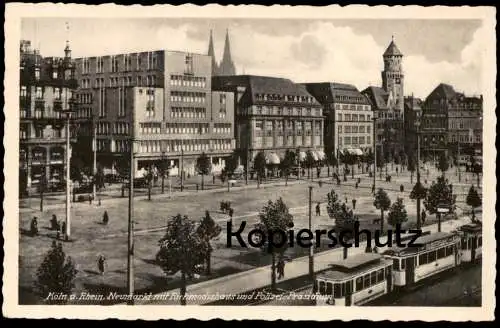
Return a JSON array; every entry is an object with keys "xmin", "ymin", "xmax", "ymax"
[
  {"xmin": 382, "ymin": 231, "xmax": 461, "ymax": 288},
  {"xmin": 457, "ymin": 222, "xmax": 482, "ymax": 263},
  {"xmin": 313, "ymin": 253, "xmax": 393, "ymax": 306}
]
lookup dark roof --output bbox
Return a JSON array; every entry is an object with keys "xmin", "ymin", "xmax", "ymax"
[
  {"xmin": 317, "ymin": 255, "xmax": 391, "ymax": 281},
  {"xmin": 458, "ymin": 223, "xmax": 482, "ymax": 233},
  {"xmin": 404, "ymin": 97, "xmax": 423, "ymax": 110},
  {"xmin": 426, "ymin": 83, "xmax": 457, "ymax": 101},
  {"xmin": 362, "ymin": 86, "xmax": 389, "ymax": 110},
  {"xmin": 303, "ymin": 82, "xmax": 371, "ymax": 105},
  {"xmin": 212, "ymin": 75, "xmax": 321, "ymax": 107},
  {"xmin": 383, "ymin": 231, "xmax": 459, "ymax": 256},
  {"xmin": 383, "ymin": 40, "xmax": 403, "ymax": 57}
]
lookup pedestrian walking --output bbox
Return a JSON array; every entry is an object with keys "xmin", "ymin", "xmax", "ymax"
[
  {"xmin": 277, "ymin": 257, "xmax": 285, "ymax": 279},
  {"xmin": 421, "ymin": 210, "xmax": 427, "ymax": 225},
  {"xmin": 102, "ymin": 210, "xmax": 109, "ymax": 225},
  {"xmin": 50, "ymin": 214, "xmax": 58, "ymax": 230},
  {"xmin": 30, "ymin": 216, "xmax": 38, "ymax": 236},
  {"xmin": 355, "ymin": 182, "xmax": 359, "ymax": 189},
  {"xmin": 318, "ymin": 180, "xmax": 323, "ymax": 188},
  {"xmin": 352, "ymin": 199, "xmax": 357, "ymax": 210},
  {"xmin": 61, "ymin": 221, "xmax": 66, "ymax": 237},
  {"xmin": 371, "ymin": 184, "xmax": 375, "ymax": 194},
  {"xmin": 88, "ymin": 194, "xmax": 92, "ymax": 205},
  {"xmin": 316, "ymin": 202, "xmax": 321, "ymax": 216},
  {"xmin": 213, "ymin": 175, "xmax": 215, "ymax": 184},
  {"xmin": 97, "ymin": 254, "xmax": 106, "ymax": 275},
  {"xmin": 229, "ymin": 207, "xmax": 234, "ymax": 220}
]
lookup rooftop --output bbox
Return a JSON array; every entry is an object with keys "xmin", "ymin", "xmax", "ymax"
[
  {"xmin": 383, "ymin": 231, "xmax": 459, "ymax": 256},
  {"xmin": 317, "ymin": 253, "xmax": 391, "ymax": 281}
]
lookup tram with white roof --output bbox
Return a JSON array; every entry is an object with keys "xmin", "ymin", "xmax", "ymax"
[
  {"xmin": 313, "ymin": 253, "xmax": 393, "ymax": 306},
  {"xmin": 457, "ymin": 222, "xmax": 482, "ymax": 263},
  {"xmin": 382, "ymin": 231, "xmax": 461, "ymax": 288}
]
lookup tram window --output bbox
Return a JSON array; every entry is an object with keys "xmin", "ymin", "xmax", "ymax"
[
  {"xmin": 446, "ymin": 245, "xmax": 454, "ymax": 256},
  {"xmin": 333, "ymin": 283, "xmax": 340, "ymax": 298},
  {"xmin": 356, "ymin": 277, "xmax": 363, "ymax": 291},
  {"xmin": 428, "ymin": 251, "xmax": 436, "ymax": 262},
  {"xmin": 478, "ymin": 237, "xmax": 482, "ymax": 247},
  {"xmin": 326, "ymin": 282, "xmax": 333, "ymax": 296},
  {"xmin": 313, "ymin": 281, "xmax": 318, "ymax": 293},
  {"xmin": 471, "ymin": 238, "xmax": 477, "ymax": 249},
  {"xmin": 419, "ymin": 253, "xmax": 428, "ymax": 265},
  {"xmin": 319, "ymin": 281, "xmax": 326, "ymax": 295},
  {"xmin": 437, "ymin": 247, "xmax": 446, "ymax": 259},
  {"xmin": 461, "ymin": 238, "xmax": 468, "ymax": 250},
  {"xmin": 370, "ymin": 271, "xmax": 377, "ymax": 284},
  {"xmin": 377, "ymin": 269, "xmax": 384, "ymax": 282},
  {"xmin": 401, "ymin": 259, "xmax": 406, "ymax": 270},
  {"xmin": 346, "ymin": 280, "xmax": 353, "ymax": 294},
  {"xmin": 341, "ymin": 283, "xmax": 346, "ymax": 297},
  {"xmin": 392, "ymin": 259, "xmax": 399, "ymax": 270},
  {"xmin": 363, "ymin": 274, "xmax": 370, "ymax": 289}
]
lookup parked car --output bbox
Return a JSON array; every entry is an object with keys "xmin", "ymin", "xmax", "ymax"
[
  {"xmin": 74, "ymin": 184, "xmax": 93, "ymax": 194},
  {"xmin": 123, "ymin": 177, "xmax": 149, "ymax": 189}
]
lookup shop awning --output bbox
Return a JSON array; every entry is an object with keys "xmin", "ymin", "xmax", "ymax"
[
  {"xmin": 266, "ymin": 153, "xmax": 281, "ymax": 165},
  {"xmin": 346, "ymin": 148, "xmax": 363, "ymax": 156},
  {"xmin": 316, "ymin": 150, "xmax": 326, "ymax": 160},
  {"xmin": 311, "ymin": 151, "xmax": 319, "ymax": 161},
  {"xmin": 299, "ymin": 151, "xmax": 307, "ymax": 161}
]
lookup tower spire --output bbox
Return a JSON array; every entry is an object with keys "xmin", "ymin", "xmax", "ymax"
[
  {"xmin": 207, "ymin": 30, "xmax": 218, "ymax": 76},
  {"xmin": 64, "ymin": 21, "xmax": 71, "ymax": 59},
  {"xmin": 219, "ymin": 28, "xmax": 236, "ymax": 76}
]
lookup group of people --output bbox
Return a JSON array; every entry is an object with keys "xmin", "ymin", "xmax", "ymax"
[{"xmin": 29, "ymin": 214, "xmax": 67, "ymax": 239}]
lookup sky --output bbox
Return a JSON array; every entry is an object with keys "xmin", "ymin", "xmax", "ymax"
[{"xmin": 21, "ymin": 18, "xmax": 484, "ymax": 99}]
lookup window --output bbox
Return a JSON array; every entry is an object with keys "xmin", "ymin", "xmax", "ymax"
[
  {"xmin": 20, "ymin": 86, "xmax": 27, "ymax": 98},
  {"xmin": 393, "ymin": 259, "xmax": 400, "ymax": 270},
  {"xmin": 35, "ymin": 68, "xmax": 40, "ymax": 80},
  {"xmin": 36, "ymin": 87, "xmax": 43, "ymax": 99},
  {"xmin": 355, "ymin": 277, "xmax": 363, "ymax": 291},
  {"xmin": 370, "ymin": 271, "xmax": 377, "ymax": 285},
  {"xmin": 97, "ymin": 57, "xmax": 104, "ymax": 73},
  {"xmin": 377, "ymin": 269, "xmax": 384, "ymax": 282},
  {"xmin": 52, "ymin": 70, "xmax": 58, "ymax": 79},
  {"xmin": 184, "ymin": 54, "xmax": 194, "ymax": 75},
  {"xmin": 428, "ymin": 251, "xmax": 436, "ymax": 262},
  {"xmin": 54, "ymin": 87, "xmax": 61, "ymax": 100},
  {"xmin": 437, "ymin": 247, "xmax": 446, "ymax": 259},
  {"xmin": 363, "ymin": 274, "xmax": 370, "ymax": 289}
]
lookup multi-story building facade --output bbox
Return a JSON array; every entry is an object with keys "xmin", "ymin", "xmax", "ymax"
[
  {"xmin": 362, "ymin": 38, "xmax": 405, "ymax": 160},
  {"xmin": 421, "ymin": 83, "xmax": 482, "ymax": 161},
  {"xmin": 403, "ymin": 96, "xmax": 423, "ymax": 158},
  {"xmin": 74, "ymin": 50, "xmax": 235, "ymax": 177},
  {"xmin": 303, "ymin": 82, "xmax": 373, "ymax": 160},
  {"xmin": 212, "ymin": 75, "xmax": 324, "ymax": 168},
  {"xmin": 448, "ymin": 93, "xmax": 482, "ymax": 157},
  {"xmin": 19, "ymin": 40, "xmax": 77, "ymax": 195},
  {"xmin": 420, "ymin": 83, "xmax": 456, "ymax": 161}
]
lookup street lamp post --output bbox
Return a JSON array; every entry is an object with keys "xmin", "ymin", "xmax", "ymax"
[
  {"xmin": 308, "ymin": 186, "xmax": 314, "ymax": 280},
  {"xmin": 161, "ymin": 151, "xmax": 165, "ymax": 194},
  {"xmin": 415, "ymin": 118, "xmax": 422, "ymax": 229},
  {"xmin": 372, "ymin": 112, "xmax": 377, "ymax": 193},
  {"xmin": 57, "ymin": 93, "xmax": 76, "ymax": 241},
  {"xmin": 92, "ymin": 114, "xmax": 97, "ymax": 201},
  {"xmin": 127, "ymin": 135, "xmax": 136, "ymax": 303},
  {"xmin": 180, "ymin": 147, "xmax": 184, "ymax": 192},
  {"xmin": 456, "ymin": 132, "xmax": 461, "ymax": 183}
]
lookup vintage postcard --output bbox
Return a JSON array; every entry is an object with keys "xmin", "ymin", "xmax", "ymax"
[{"xmin": 3, "ymin": 3, "xmax": 496, "ymax": 321}]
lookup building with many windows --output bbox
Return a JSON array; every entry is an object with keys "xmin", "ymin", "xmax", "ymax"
[
  {"xmin": 74, "ymin": 50, "xmax": 235, "ymax": 177},
  {"xmin": 303, "ymin": 82, "xmax": 373, "ymax": 160},
  {"xmin": 421, "ymin": 83, "xmax": 482, "ymax": 161},
  {"xmin": 212, "ymin": 75, "xmax": 324, "ymax": 170},
  {"xmin": 19, "ymin": 40, "xmax": 77, "ymax": 195},
  {"xmin": 403, "ymin": 96, "xmax": 423, "ymax": 158},
  {"xmin": 362, "ymin": 37, "xmax": 406, "ymax": 161}
]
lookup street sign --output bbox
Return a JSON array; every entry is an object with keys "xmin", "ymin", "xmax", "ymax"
[{"xmin": 437, "ymin": 203, "xmax": 450, "ymax": 213}]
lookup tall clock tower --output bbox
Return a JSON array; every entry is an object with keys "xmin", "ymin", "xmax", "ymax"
[{"xmin": 381, "ymin": 36, "xmax": 404, "ymax": 111}]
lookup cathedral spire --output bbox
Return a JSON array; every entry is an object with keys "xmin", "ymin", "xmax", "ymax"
[
  {"xmin": 207, "ymin": 29, "xmax": 218, "ymax": 76},
  {"xmin": 218, "ymin": 29, "xmax": 236, "ymax": 76}
]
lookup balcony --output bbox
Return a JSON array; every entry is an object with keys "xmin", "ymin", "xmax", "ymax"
[
  {"xmin": 53, "ymin": 99, "xmax": 63, "ymax": 112},
  {"xmin": 34, "ymin": 99, "xmax": 45, "ymax": 111}
]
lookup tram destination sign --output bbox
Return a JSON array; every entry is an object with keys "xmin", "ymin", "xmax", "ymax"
[{"xmin": 424, "ymin": 236, "xmax": 456, "ymax": 251}]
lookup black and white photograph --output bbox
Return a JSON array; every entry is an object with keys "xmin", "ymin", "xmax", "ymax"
[{"xmin": 3, "ymin": 3, "xmax": 496, "ymax": 321}]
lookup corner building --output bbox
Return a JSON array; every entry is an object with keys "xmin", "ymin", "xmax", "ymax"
[
  {"xmin": 212, "ymin": 75, "xmax": 325, "ymax": 168},
  {"xmin": 303, "ymin": 83, "xmax": 374, "ymax": 159},
  {"xmin": 74, "ymin": 50, "xmax": 235, "ymax": 176},
  {"xmin": 19, "ymin": 40, "xmax": 77, "ymax": 195}
]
